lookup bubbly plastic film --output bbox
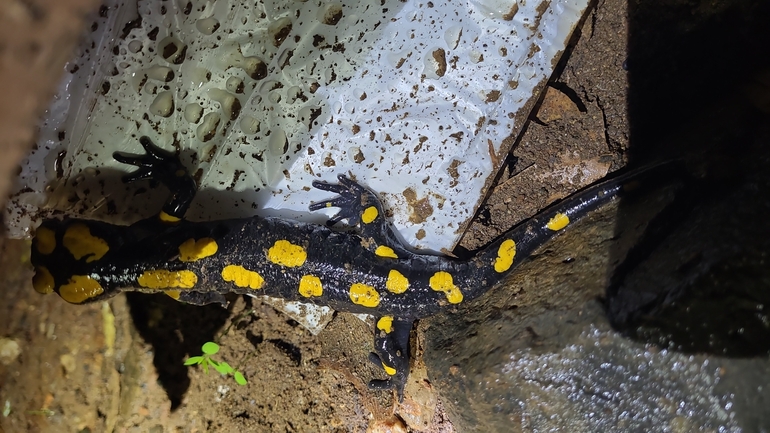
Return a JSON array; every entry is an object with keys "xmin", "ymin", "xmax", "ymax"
[{"xmin": 6, "ymin": 0, "xmax": 589, "ymax": 252}]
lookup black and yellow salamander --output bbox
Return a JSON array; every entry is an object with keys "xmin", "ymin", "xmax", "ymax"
[{"xmin": 30, "ymin": 136, "xmax": 668, "ymax": 400}]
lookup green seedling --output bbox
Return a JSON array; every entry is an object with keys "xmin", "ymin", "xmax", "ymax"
[{"xmin": 184, "ymin": 342, "xmax": 247, "ymax": 386}]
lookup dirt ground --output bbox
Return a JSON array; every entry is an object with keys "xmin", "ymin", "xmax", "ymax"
[{"xmin": 2, "ymin": 0, "xmax": 766, "ymax": 432}]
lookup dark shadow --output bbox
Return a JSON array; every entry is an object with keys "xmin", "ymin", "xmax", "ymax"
[
  {"xmin": 625, "ymin": 1, "xmax": 770, "ymax": 160},
  {"xmin": 125, "ymin": 292, "xmax": 232, "ymax": 410},
  {"xmin": 605, "ymin": 0, "xmax": 770, "ymax": 356}
]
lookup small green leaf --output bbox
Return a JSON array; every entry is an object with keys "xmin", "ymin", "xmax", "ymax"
[
  {"xmin": 202, "ymin": 342, "xmax": 220, "ymax": 355},
  {"xmin": 213, "ymin": 362, "xmax": 233, "ymax": 375},
  {"xmin": 234, "ymin": 372, "xmax": 247, "ymax": 385},
  {"xmin": 217, "ymin": 362, "xmax": 235, "ymax": 374},
  {"xmin": 184, "ymin": 356, "xmax": 204, "ymax": 366}
]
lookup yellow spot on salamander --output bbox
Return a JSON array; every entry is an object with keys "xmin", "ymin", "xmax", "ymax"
[
  {"xmin": 429, "ymin": 271, "xmax": 463, "ymax": 304},
  {"xmin": 349, "ymin": 283, "xmax": 380, "ymax": 308},
  {"xmin": 59, "ymin": 275, "xmax": 104, "ymax": 304},
  {"xmin": 35, "ymin": 227, "xmax": 56, "ymax": 255},
  {"xmin": 267, "ymin": 240, "xmax": 307, "ymax": 267},
  {"xmin": 32, "ymin": 266, "xmax": 54, "ymax": 294},
  {"xmin": 362, "ymin": 206, "xmax": 379, "ymax": 224},
  {"xmin": 299, "ymin": 275, "xmax": 323, "ymax": 297},
  {"xmin": 377, "ymin": 316, "xmax": 394, "ymax": 334},
  {"xmin": 546, "ymin": 212, "xmax": 570, "ymax": 231},
  {"xmin": 375, "ymin": 245, "xmax": 398, "ymax": 259},
  {"xmin": 159, "ymin": 211, "xmax": 181, "ymax": 223},
  {"xmin": 221, "ymin": 265, "xmax": 265, "ymax": 290},
  {"xmin": 138, "ymin": 270, "xmax": 197, "ymax": 289},
  {"xmin": 179, "ymin": 237, "xmax": 219, "ymax": 262},
  {"xmin": 386, "ymin": 270, "xmax": 409, "ymax": 294},
  {"xmin": 63, "ymin": 223, "xmax": 109, "ymax": 263},
  {"xmin": 165, "ymin": 290, "xmax": 181, "ymax": 300},
  {"xmin": 494, "ymin": 239, "xmax": 517, "ymax": 273},
  {"xmin": 382, "ymin": 363, "xmax": 397, "ymax": 376}
]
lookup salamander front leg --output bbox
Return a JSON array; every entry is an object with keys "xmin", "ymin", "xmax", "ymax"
[
  {"xmin": 113, "ymin": 136, "xmax": 197, "ymax": 222},
  {"xmin": 310, "ymin": 174, "xmax": 410, "ymax": 257},
  {"xmin": 368, "ymin": 316, "xmax": 413, "ymax": 402}
]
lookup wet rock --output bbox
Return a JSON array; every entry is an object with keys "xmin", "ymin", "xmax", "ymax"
[{"xmin": 424, "ymin": 160, "xmax": 770, "ymax": 431}]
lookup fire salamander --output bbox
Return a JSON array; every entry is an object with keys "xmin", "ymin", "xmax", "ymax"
[{"xmin": 30, "ymin": 136, "xmax": 669, "ymax": 400}]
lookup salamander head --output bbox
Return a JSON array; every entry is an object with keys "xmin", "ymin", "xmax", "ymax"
[{"xmin": 31, "ymin": 218, "xmax": 121, "ymax": 304}]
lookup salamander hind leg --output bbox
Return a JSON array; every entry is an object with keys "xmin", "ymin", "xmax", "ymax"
[
  {"xmin": 310, "ymin": 174, "xmax": 410, "ymax": 257},
  {"xmin": 113, "ymin": 136, "xmax": 197, "ymax": 222},
  {"xmin": 368, "ymin": 316, "xmax": 413, "ymax": 402}
]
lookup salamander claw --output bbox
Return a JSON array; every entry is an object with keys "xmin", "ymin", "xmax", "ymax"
[
  {"xmin": 113, "ymin": 136, "xmax": 188, "ymax": 184},
  {"xmin": 367, "ymin": 352, "xmax": 407, "ymax": 402},
  {"xmin": 310, "ymin": 174, "xmax": 370, "ymax": 227},
  {"xmin": 113, "ymin": 136, "xmax": 197, "ymax": 218}
]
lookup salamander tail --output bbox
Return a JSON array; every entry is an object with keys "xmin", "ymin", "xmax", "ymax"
[{"xmin": 458, "ymin": 160, "xmax": 684, "ymax": 302}]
